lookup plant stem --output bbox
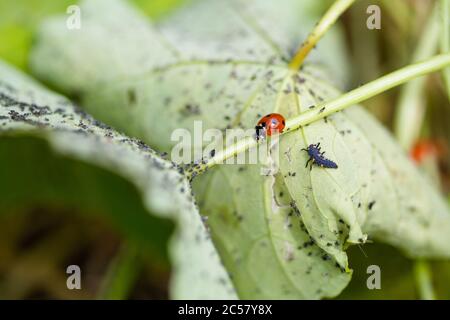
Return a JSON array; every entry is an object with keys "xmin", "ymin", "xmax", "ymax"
[
  {"xmin": 193, "ymin": 54, "xmax": 450, "ymax": 176},
  {"xmin": 394, "ymin": 4, "xmax": 439, "ymax": 150},
  {"xmin": 413, "ymin": 260, "xmax": 436, "ymax": 300},
  {"xmin": 288, "ymin": 0, "xmax": 355, "ymax": 71},
  {"xmin": 441, "ymin": 0, "xmax": 450, "ymax": 98},
  {"xmin": 97, "ymin": 244, "xmax": 140, "ymax": 300},
  {"xmin": 286, "ymin": 54, "xmax": 450, "ymax": 130}
]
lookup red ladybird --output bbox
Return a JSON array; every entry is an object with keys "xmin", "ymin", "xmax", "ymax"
[
  {"xmin": 255, "ymin": 113, "xmax": 286, "ymax": 141},
  {"xmin": 410, "ymin": 139, "xmax": 442, "ymax": 164}
]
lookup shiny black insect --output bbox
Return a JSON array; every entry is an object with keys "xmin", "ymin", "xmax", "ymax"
[{"xmin": 301, "ymin": 143, "xmax": 338, "ymax": 169}]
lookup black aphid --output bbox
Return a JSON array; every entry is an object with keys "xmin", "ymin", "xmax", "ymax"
[{"xmin": 301, "ymin": 142, "xmax": 338, "ymax": 169}]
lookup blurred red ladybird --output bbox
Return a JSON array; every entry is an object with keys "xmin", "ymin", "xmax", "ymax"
[{"xmin": 410, "ymin": 140, "xmax": 440, "ymax": 164}]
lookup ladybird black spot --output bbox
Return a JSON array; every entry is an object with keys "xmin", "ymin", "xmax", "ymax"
[{"xmin": 368, "ymin": 201, "xmax": 376, "ymax": 210}]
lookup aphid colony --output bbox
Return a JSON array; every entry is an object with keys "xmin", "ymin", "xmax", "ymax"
[{"xmin": 255, "ymin": 113, "xmax": 338, "ymax": 169}]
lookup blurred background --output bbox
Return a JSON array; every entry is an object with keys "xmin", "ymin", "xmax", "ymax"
[{"xmin": 0, "ymin": 0, "xmax": 449, "ymax": 299}]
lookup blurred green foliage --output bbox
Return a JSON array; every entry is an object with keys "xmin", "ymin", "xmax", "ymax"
[
  {"xmin": 0, "ymin": 0, "xmax": 187, "ymax": 70},
  {"xmin": 0, "ymin": 136, "xmax": 173, "ymax": 298}
]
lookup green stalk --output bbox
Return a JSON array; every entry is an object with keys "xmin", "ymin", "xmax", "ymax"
[
  {"xmin": 288, "ymin": 0, "xmax": 355, "ymax": 70},
  {"xmin": 441, "ymin": 0, "xmax": 450, "ymax": 99},
  {"xmin": 97, "ymin": 244, "xmax": 140, "ymax": 300},
  {"xmin": 394, "ymin": 6, "xmax": 440, "ymax": 150},
  {"xmin": 286, "ymin": 55, "xmax": 450, "ymax": 131},
  {"xmin": 413, "ymin": 260, "xmax": 436, "ymax": 300}
]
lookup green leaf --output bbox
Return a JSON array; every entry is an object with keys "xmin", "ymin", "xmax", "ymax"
[
  {"xmin": 29, "ymin": 0, "xmax": 450, "ymax": 299},
  {"xmin": 0, "ymin": 60, "xmax": 236, "ymax": 299}
]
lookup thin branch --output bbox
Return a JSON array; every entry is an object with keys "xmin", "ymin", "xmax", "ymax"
[
  {"xmin": 97, "ymin": 244, "xmax": 140, "ymax": 300},
  {"xmin": 394, "ymin": 5, "xmax": 440, "ymax": 150},
  {"xmin": 288, "ymin": 0, "xmax": 355, "ymax": 71},
  {"xmin": 441, "ymin": 0, "xmax": 450, "ymax": 98}
]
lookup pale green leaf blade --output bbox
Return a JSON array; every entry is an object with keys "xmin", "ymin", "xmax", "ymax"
[{"xmin": 198, "ymin": 165, "xmax": 351, "ymax": 299}]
